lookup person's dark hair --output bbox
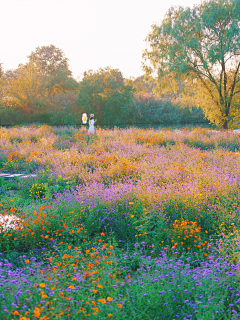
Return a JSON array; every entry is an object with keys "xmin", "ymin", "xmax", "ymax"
[{"xmin": 90, "ymin": 115, "xmax": 94, "ymax": 120}]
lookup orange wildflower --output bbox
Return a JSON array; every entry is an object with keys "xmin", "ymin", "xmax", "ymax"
[
  {"xmin": 34, "ymin": 307, "xmax": 41, "ymax": 318},
  {"xmin": 98, "ymin": 299, "xmax": 106, "ymax": 304},
  {"xmin": 12, "ymin": 310, "xmax": 19, "ymax": 315}
]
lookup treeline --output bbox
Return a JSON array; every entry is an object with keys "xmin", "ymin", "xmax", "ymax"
[{"xmin": 0, "ymin": 45, "xmax": 208, "ymax": 127}]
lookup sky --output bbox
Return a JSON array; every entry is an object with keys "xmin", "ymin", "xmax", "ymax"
[{"xmin": 0, "ymin": 0, "xmax": 203, "ymax": 81}]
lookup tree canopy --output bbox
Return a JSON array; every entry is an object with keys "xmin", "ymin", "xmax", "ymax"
[
  {"xmin": 3, "ymin": 45, "xmax": 78, "ymax": 116},
  {"xmin": 142, "ymin": 0, "xmax": 240, "ymax": 129},
  {"xmin": 126, "ymin": 75, "xmax": 155, "ymax": 98},
  {"xmin": 27, "ymin": 45, "xmax": 78, "ymax": 97},
  {"xmin": 28, "ymin": 44, "xmax": 69, "ymax": 76},
  {"xmin": 77, "ymin": 67, "xmax": 134, "ymax": 126}
]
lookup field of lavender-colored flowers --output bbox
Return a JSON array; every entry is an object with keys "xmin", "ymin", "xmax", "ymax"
[{"xmin": 0, "ymin": 124, "xmax": 240, "ymax": 319}]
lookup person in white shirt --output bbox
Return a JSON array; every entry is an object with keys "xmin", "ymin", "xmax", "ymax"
[{"xmin": 88, "ymin": 114, "xmax": 97, "ymax": 134}]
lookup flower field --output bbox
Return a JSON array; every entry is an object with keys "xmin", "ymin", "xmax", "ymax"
[{"xmin": 0, "ymin": 124, "xmax": 240, "ymax": 319}]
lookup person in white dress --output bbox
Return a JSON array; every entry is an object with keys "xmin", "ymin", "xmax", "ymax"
[{"xmin": 88, "ymin": 114, "xmax": 97, "ymax": 134}]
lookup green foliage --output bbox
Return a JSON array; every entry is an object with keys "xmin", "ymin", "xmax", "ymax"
[
  {"xmin": 27, "ymin": 44, "xmax": 78, "ymax": 95},
  {"xmin": 142, "ymin": 0, "xmax": 240, "ymax": 129},
  {"xmin": 10, "ymin": 137, "xmax": 23, "ymax": 144},
  {"xmin": 33, "ymin": 172, "xmax": 72, "ymax": 199},
  {"xmin": 0, "ymin": 152, "xmax": 7, "ymax": 170},
  {"xmin": 1, "ymin": 153, "xmax": 35, "ymax": 173},
  {"xmin": 0, "ymin": 176, "xmax": 5, "ymax": 195},
  {"xmin": 29, "ymin": 182, "xmax": 47, "ymax": 200},
  {"xmin": 28, "ymin": 45, "xmax": 69, "ymax": 77},
  {"xmin": 30, "ymin": 136, "xmax": 38, "ymax": 143},
  {"xmin": 130, "ymin": 94, "xmax": 208, "ymax": 125},
  {"xmin": 12, "ymin": 176, "xmax": 37, "ymax": 200},
  {"xmin": 77, "ymin": 67, "xmax": 134, "ymax": 126},
  {"xmin": 126, "ymin": 75, "xmax": 155, "ymax": 96},
  {"xmin": 0, "ymin": 103, "xmax": 28, "ymax": 126},
  {"xmin": 134, "ymin": 211, "xmax": 169, "ymax": 247},
  {"xmin": 48, "ymin": 91, "xmax": 81, "ymax": 126}
]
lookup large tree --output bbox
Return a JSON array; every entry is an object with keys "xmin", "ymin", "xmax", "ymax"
[
  {"xmin": 142, "ymin": 0, "xmax": 240, "ymax": 129},
  {"xmin": 3, "ymin": 45, "xmax": 78, "ymax": 117},
  {"xmin": 27, "ymin": 44, "xmax": 78, "ymax": 97},
  {"xmin": 77, "ymin": 67, "xmax": 134, "ymax": 126}
]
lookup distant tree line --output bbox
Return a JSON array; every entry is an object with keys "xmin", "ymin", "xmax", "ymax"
[{"xmin": 0, "ymin": 45, "xmax": 208, "ymax": 128}]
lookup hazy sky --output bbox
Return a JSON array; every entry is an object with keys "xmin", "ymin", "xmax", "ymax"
[{"xmin": 1, "ymin": 0, "xmax": 203, "ymax": 80}]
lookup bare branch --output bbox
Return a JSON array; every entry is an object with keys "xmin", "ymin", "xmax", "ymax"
[
  {"xmin": 225, "ymin": 53, "xmax": 240, "ymax": 64},
  {"xmin": 227, "ymin": 61, "xmax": 240, "ymax": 108}
]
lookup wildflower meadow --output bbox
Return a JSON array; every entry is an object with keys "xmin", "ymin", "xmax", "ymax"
[{"xmin": 0, "ymin": 124, "xmax": 240, "ymax": 320}]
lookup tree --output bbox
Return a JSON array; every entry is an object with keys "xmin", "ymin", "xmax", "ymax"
[
  {"xmin": 4, "ymin": 62, "xmax": 46, "ymax": 115},
  {"xmin": 77, "ymin": 67, "xmax": 134, "ymax": 126},
  {"xmin": 125, "ymin": 75, "xmax": 156, "ymax": 98},
  {"xmin": 3, "ymin": 45, "xmax": 78, "ymax": 121},
  {"xmin": 27, "ymin": 44, "xmax": 78, "ymax": 97},
  {"xmin": 142, "ymin": 0, "xmax": 240, "ymax": 129}
]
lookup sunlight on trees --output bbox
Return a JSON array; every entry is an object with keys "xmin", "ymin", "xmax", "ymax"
[
  {"xmin": 2, "ymin": 45, "xmax": 78, "ymax": 122},
  {"xmin": 142, "ymin": 0, "xmax": 240, "ymax": 129},
  {"xmin": 27, "ymin": 45, "xmax": 78, "ymax": 98},
  {"xmin": 4, "ymin": 62, "xmax": 45, "ymax": 114}
]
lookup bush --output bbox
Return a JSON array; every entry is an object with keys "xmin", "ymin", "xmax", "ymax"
[
  {"xmin": 0, "ymin": 104, "xmax": 26, "ymax": 126},
  {"xmin": 48, "ymin": 91, "xmax": 81, "ymax": 126},
  {"xmin": 129, "ymin": 95, "xmax": 209, "ymax": 126}
]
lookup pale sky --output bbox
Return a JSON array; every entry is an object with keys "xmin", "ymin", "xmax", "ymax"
[{"xmin": 0, "ymin": 0, "xmax": 203, "ymax": 80}]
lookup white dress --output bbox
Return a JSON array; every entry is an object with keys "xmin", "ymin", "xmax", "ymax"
[{"xmin": 88, "ymin": 119, "xmax": 95, "ymax": 134}]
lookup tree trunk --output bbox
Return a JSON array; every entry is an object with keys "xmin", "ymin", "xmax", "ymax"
[{"xmin": 221, "ymin": 119, "xmax": 228, "ymax": 130}]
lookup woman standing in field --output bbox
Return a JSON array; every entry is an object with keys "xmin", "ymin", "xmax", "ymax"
[{"xmin": 88, "ymin": 114, "xmax": 97, "ymax": 134}]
